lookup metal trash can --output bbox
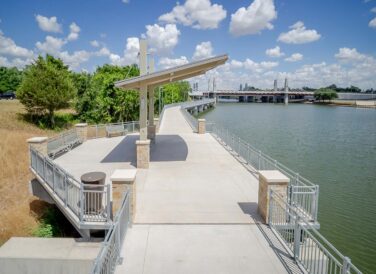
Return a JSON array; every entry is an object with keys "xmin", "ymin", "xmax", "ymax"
[{"xmin": 81, "ymin": 172, "xmax": 106, "ymax": 215}]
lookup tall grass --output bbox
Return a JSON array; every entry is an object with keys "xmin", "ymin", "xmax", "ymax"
[{"xmin": 0, "ymin": 100, "xmax": 56, "ymax": 245}]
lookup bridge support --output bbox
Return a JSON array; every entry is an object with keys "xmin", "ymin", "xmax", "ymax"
[{"xmin": 258, "ymin": 170, "xmax": 289, "ymax": 224}]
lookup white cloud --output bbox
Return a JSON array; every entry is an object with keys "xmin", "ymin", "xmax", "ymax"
[
  {"xmin": 109, "ymin": 37, "xmax": 139, "ymax": 66},
  {"xmin": 0, "ymin": 56, "xmax": 33, "ymax": 68},
  {"xmin": 159, "ymin": 56, "xmax": 189, "ymax": 69},
  {"xmin": 159, "ymin": 0, "xmax": 226, "ymax": 29},
  {"xmin": 192, "ymin": 41, "xmax": 213, "ymax": 61},
  {"xmin": 371, "ymin": 7, "xmax": 376, "ymax": 13},
  {"xmin": 229, "ymin": 0, "xmax": 277, "ymax": 36},
  {"xmin": 59, "ymin": 50, "xmax": 91, "ymax": 68},
  {"xmin": 369, "ymin": 17, "xmax": 376, "ymax": 28},
  {"xmin": 266, "ymin": 46, "xmax": 284, "ymax": 58},
  {"xmin": 278, "ymin": 21, "xmax": 321, "ymax": 44},
  {"xmin": 243, "ymin": 59, "xmax": 279, "ymax": 72},
  {"xmin": 90, "ymin": 40, "xmax": 100, "ymax": 47},
  {"xmin": 143, "ymin": 24, "xmax": 180, "ymax": 55},
  {"xmin": 122, "ymin": 0, "xmax": 130, "ymax": 3},
  {"xmin": 335, "ymin": 47, "xmax": 367, "ymax": 62},
  {"xmin": 0, "ymin": 30, "xmax": 34, "ymax": 58},
  {"xmin": 230, "ymin": 59, "xmax": 243, "ymax": 69},
  {"xmin": 96, "ymin": 47, "xmax": 111, "ymax": 56},
  {"xmin": 285, "ymin": 53, "xmax": 303, "ymax": 62},
  {"xmin": 67, "ymin": 22, "xmax": 80, "ymax": 41},
  {"xmin": 36, "ymin": 35, "xmax": 66, "ymax": 55},
  {"xmin": 35, "ymin": 15, "xmax": 62, "ymax": 33}
]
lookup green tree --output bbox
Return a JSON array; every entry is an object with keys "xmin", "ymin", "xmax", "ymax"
[
  {"xmin": 76, "ymin": 64, "xmax": 140, "ymax": 123},
  {"xmin": 16, "ymin": 55, "xmax": 76, "ymax": 127},
  {"xmin": 314, "ymin": 88, "xmax": 338, "ymax": 102},
  {"xmin": 0, "ymin": 66, "xmax": 23, "ymax": 93}
]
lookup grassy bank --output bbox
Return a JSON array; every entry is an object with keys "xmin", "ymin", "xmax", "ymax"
[{"xmin": 0, "ymin": 100, "xmax": 76, "ymax": 245}]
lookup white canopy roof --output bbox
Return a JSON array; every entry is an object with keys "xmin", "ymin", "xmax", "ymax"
[{"xmin": 115, "ymin": 54, "xmax": 228, "ymax": 90}]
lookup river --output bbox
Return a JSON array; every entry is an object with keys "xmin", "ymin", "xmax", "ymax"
[{"xmin": 201, "ymin": 103, "xmax": 376, "ymax": 273}]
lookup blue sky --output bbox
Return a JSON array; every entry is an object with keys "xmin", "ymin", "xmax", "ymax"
[{"xmin": 1, "ymin": 0, "xmax": 376, "ymax": 89}]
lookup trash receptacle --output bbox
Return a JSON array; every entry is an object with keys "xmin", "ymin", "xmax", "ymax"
[{"xmin": 81, "ymin": 172, "xmax": 106, "ymax": 215}]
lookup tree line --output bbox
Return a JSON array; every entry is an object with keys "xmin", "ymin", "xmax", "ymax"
[{"xmin": 8, "ymin": 55, "xmax": 190, "ymax": 128}]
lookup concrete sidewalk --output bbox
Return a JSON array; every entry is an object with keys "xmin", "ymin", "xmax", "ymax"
[{"xmin": 116, "ymin": 106, "xmax": 298, "ymax": 273}]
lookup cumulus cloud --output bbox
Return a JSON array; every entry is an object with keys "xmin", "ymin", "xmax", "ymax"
[
  {"xmin": 159, "ymin": 0, "xmax": 226, "ymax": 29},
  {"xmin": 90, "ymin": 40, "xmax": 100, "ymax": 47},
  {"xmin": 0, "ymin": 56, "xmax": 33, "ymax": 68},
  {"xmin": 59, "ymin": 50, "xmax": 91, "ymax": 68},
  {"xmin": 35, "ymin": 15, "xmax": 62, "ymax": 33},
  {"xmin": 244, "ymin": 59, "xmax": 279, "ymax": 72},
  {"xmin": 109, "ymin": 37, "xmax": 139, "ymax": 66},
  {"xmin": 335, "ymin": 47, "xmax": 368, "ymax": 62},
  {"xmin": 192, "ymin": 41, "xmax": 213, "ymax": 61},
  {"xmin": 36, "ymin": 36, "xmax": 66, "ymax": 55},
  {"xmin": 143, "ymin": 24, "xmax": 180, "ymax": 55},
  {"xmin": 285, "ymin": 53, "xmax": 303, "ymax": 62},
  {"xmin": 369, "ymin": 17, "xmax": 376, "ymax": 28},
  {"xmin": 67, "ymin": 22, "xmax": 80, "ymax": 41},
  {"xmin": 96, "ymin": 47, "xmax": 111, "ymax": 57},
  {"xmin": 0, "ymin": 30, "xmax": 34, "ymax": 58},
  {"xmin": 159, "ymin": 56, "xmax": 189, "ymax": 69},
  {"xmin": 278, "ymin": 21, "xmax": 321, "ymax": 44},
  {"xmin": 266, "ymin": 46, "xmax": 284, "ymax": 58},
  {"xmin": 229, "ymin": 0, "xmax": 277, "ymax": 36}
]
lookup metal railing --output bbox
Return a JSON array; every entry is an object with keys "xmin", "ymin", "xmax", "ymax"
[
  {"xmin": 207, "ymin": 122, "xmax": 319, "ymax": 222},
  {"xmin": 87, "ymin": 121, "xmax": 140, "ymax": 139},
  {"xmin": 30, "ymin": 146, "xmax": 112, "ymax": 224},
  {"xmin": 91, "ymin": 191, "xmax": 131, "ymax": 274},
  {"xmin": 269, "ymin": 190, "xmax": 362, "ymax": 274},
  {"xmin": 180, "ymin": 108, "xmax": 198, "ymax": 132},
  {"xmin": 47, "ymin": 128, "xmax": 83, "ymax": 158}
]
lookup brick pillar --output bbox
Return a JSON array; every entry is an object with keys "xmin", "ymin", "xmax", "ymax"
[
  {"xmin": 136, "ymin": 140, "xmax": 150, "ymax": 169},
  {"xmin": 27, "ymin": 137, "xmax": 48, "ymax": 156},
  {"xmin": 198, "ymin": 119, "xmax": 206, "ymax": 134},
  {"xmin": 258, "ymin": 170, "xmax": 289, "ymax": 224},
  {"xmin": 75, "ymin": 123, "xmax": 88, "ymax": 142}
]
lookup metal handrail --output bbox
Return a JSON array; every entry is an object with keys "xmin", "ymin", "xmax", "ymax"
[
  {"xmin": 30, "ymin": 146, "xmax": 112, "ymax": 224},
  {"xmin": 269, "ymin": 190, "xmax": 362, "ymax": 274},
  {"xmin": 87, "ymin": 121, "xmax": 140, "ymax": 139},
  {"xmin": 91, "ymin": 191, "xmax": 131, "ymax": 274}
]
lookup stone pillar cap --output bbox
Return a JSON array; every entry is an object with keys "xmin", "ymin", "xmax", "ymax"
[
  {"xmin": 136, "ymin": 139, "xmax": 151, "ymax": 145},
  {"xmin": 75, "ymin": 123, "xmax": 88, "ymax": 127},
  {"xmin": 258, "ymin": 170, "xmax": 290, "ymax": 183},
  {"xmin": 198, "ymin": 118, "xmax": 206, "ymax": 122},
  {"xmin": 110, "ymin": 169, "xmax": 137, "ymax": 182},
  {"xmin": 27, "ymin": 137, "xmax": 48, "ymax": 143}
]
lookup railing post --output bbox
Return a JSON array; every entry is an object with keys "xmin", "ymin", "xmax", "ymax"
[
  {"xmin": 107, "ymin": 184, "xmax": 112, "ymax": 222},
  {"xmin": 293, "ymin": 215, "xmax": 301, "ymax": 259},
  {"xmin": 342, "ymin": 257, "xmax": 351, "ymax": 274},
  {"xmin": 258, "ymin": 150, "xmax": 261, "ymax": 170},
  {"xmin": 313, "ymin": 185, "xmax": 319, "ymax": 221},
  {"xmin": 295, "ymin": 173, "xmax": 299, "ymax": 186},
  {"xmin": 64, "ymin": 175, "xmax": 68, "ymax": 206},
  {"xmin": 79, "ymin": 184, "xmax": 84, "ymax": 222}
]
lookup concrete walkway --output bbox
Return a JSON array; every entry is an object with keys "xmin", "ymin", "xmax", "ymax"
[{"xmin": 116, "ymin": 106, "xmax": 299, "ymax": 274}]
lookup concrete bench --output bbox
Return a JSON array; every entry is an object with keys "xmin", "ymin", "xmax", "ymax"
[
  {"xmin": 106, "ymin": 124, "xmax": 127, "ymax": 137},
  {"xmin": 110, "ymin": 169, "xmax": 137, "ymax": 220},
  {"xmin": 47, "ymin": 130, "xmax": 82, "ymax": 159}
]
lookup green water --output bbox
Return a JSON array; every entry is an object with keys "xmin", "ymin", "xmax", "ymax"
[{"xmin": 202, "ymin": 103, "xmax": 376, "ymax": 273}]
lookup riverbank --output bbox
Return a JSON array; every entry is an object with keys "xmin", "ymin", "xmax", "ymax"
[{"xmin": 306, "ymin": 100, "xmax": 376, "ymax": 108}]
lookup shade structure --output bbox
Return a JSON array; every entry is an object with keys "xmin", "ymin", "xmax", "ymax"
[{"xmin": 115, "ymin": 54, "xmax": 228, "ymax": 90}]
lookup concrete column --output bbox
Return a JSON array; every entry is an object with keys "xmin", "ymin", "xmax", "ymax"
[
  {"xmin": 27, "ymin": 137, "xmax": 48, "ymax": 156},
  {"xmin": 147, "ymin": 86, "xmax": 156, "ymax": 141},
  {"xmin": 284, "ymin": 78, "xmax": 289, "ymax": 105},
  {"xmin": 198, "ymin": 119, "xmax": 206, "ymax": 134},
  {"xmin": 139, "ymin": 84, "xmax": 148, "ymax": 141},
  {"xmin": 136, "ymin": 139, "xmax": 150, "ymax": 169},
  {"xmin": 258, "ymin": 170, "xmax": 289, "ymax": 224},
  {"xmin": 75, "ymin": 123, "xmax": 88, "ymax": 142}
]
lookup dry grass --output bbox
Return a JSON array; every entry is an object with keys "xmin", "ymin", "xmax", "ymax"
[{"xmin": 0, "ymin": 100, "xmax": 55, "ymax": 245}]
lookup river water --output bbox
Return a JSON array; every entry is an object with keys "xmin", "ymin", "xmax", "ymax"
[{"xmin": 201, "ymin": 103, "xmax": 376, "ymax": 273}]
